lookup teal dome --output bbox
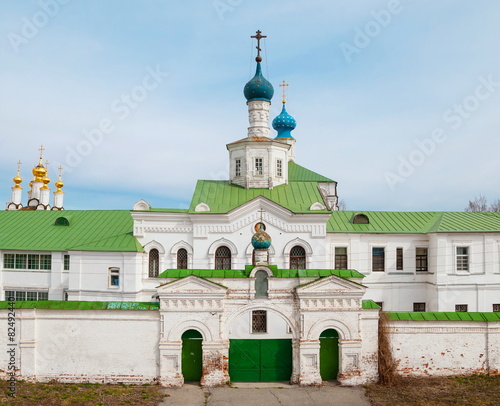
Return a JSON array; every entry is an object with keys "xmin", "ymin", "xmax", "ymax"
[
  {"xmin": 251, "ymin": 222, "xmax": 272, "ymax": 249},
  {"xmin": 272, "ymin": 103, "xmax": 296, "ymax": 139},
  {"xmin": 244, "ymin": 62, "xmax": 274, "ymax": 102}
]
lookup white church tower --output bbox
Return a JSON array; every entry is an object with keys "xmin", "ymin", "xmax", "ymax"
[{"xmin": 227, "ymin": 30, "xmax": 297, "ymax": 190}]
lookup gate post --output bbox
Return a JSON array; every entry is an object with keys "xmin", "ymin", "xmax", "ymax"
[{"xmin": 200, "ymin": 340, "xmax": 229, "ymax": 387}]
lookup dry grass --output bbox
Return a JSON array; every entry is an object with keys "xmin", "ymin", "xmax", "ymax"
[
  {"xmin": 0, "ymin": 380, "xmax": 166, "ymax": 406},
  {"xmin": 365, "ymin": 375, "xmax": 500, "ymax": 406}
]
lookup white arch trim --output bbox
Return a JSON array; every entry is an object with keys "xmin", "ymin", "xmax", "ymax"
[
  {"xmin": 307, "ymin": 319, "xmax": 353, "ymax": 341},
  {"xmin": 249, "ymin": 266, "xmax": 274, "ymax": 278},
  {"xmin": 283, "ymin": 237, "xmax": 313, "ymax": 256},
  {"xmin": 208, "ymin": 238, "xmax": 238, "ymax": 256},
  {"xmin": 143, "ymin": 240, "xmax": 166, "ymax": 255},
  {"xmin": 224, "ymin": 303, "xmax": 299, "ymax": 339},
  {"xmin": 167, "ymin": 319, "xmax": 214, "ymax": 342},
  {"xmin": 170, "ymin": 240, "xmax": 194, "ymax": 255}
]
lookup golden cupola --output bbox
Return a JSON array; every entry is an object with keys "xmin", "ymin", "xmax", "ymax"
[{"xmin": 13, "ymin": 161, "xmax": 23, "ymax": 189}]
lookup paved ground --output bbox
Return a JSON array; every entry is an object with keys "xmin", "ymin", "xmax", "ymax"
[{"xmin": 159, "ymin": 382, "xmax": 371, "ymax": 406}]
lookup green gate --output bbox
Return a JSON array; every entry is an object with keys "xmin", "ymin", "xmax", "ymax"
[
  {"xmin": 182, "ymin": 330, "xmax": 203, "ymax": 382},
  {"xmin": 319, "ymin": 329, "xmax": 339, "ymax": 380},
  {"xmin": 229, "ymin": 339, "xmax": 292, "ymax": 381}
]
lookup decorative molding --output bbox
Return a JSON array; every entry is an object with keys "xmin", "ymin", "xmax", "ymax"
[{"xmin": 195, "ymin": 202, "xmax": 210, "ymax": 212}]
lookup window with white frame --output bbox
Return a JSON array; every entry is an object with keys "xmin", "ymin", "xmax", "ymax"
[
  {"xmin": 109, "ymin": 267, "xmax": 120, "ymax": 287},
  {"xmin": 456, "ymin": 247, "xmax": 469, "ymax": 271},
  {"xmin": 235, "ymin": 159, "xmax": 241, "ymax": 177},
  {"xmin": 455, "ymin": 304, "xmax": 468, "ymax": 312},
  {"xmin": 63, "ymin": 254, "xmax": 70, "ymax": 271},
  {"xmin": 413, "ymin": 302, "xmax": 426, "ymax": 312},
  {"xmin": 396, "ymin": 247, "xmax": 403, "ymax": 270},
  {"xmin": 149, "ymin": 249, "xmax": 160, "ymax": 277},
  {"xmin": 493, "ymin": 304, "xmax": 500, "ymax": 312},
  {"xmin": 416, "ymin": 248, "xmax": 428, "ymax": 272},
  {"xmin": 3, "ymin": 253, "xmax": 52, "ymax": 270},
  {"xmin": 5, "ymin": 290, "xmax": 48, "ymax": 301},
  {"xmin": 372, "ymin": 247, "xmax": 385, "ymax": 272},
  {"xmin": 335, "ymin": 247, "xmax": 348, "ymax": 269},
  {"xmin": 251, "ymin": 310, "xmax": 267, "ymax": 333},
  {"xmin": 276, "ymin": 159, "xmax": 283, "ymax": 177},
  {"xmin": 255, "ymin": 158, "xmax": 263, "ymax": 175}
]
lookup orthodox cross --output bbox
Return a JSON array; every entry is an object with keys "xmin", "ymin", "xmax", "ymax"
[
  {"xmin": 279, "ymin": 80, "xmax": 289, "ymax": 103},
  {"xmin": 58, "ymin": 166, "xmax": 63, "ymax": 177},
  {"xmin": 251, "ymin": 30, "xmax": 266, "ymax": 62},
  {"xmin": 38, "ymin": 145, "xmax": 45, "ymax": 158},
  {"xmin": 45, "ymin": 160, "xmax": 50, "ymax": 171},
  {"xmin": 16, "ymin": 160, "xmax": 22, "ymax": 172}
]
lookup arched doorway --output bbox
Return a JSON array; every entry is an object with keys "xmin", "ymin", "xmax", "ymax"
[
  {"xmin": 181, "ymin": 330, "xmax": 203, "ymax": 382},
  {"xmin": 319, "ymin": 329, "xmax": 339, "ymax": 380}
]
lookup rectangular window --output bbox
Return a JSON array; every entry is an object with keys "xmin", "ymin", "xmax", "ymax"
[
  {"xmin": 15, "ymin": 254, "xmax": 27, "ymax": 269},
  {"xmin": 396, "ymin": 248, "xmax": 403, "ymax": 270},
  {"xmin": 416, "ymin": 248, "xmax": 428, "ymax": 272},
  {"xmin": 276, "ymin": 159, "xmax": 283, "ymax": 177},
  {"xmin": 455, "ymin": 304, "xmax": 468, "ymax": 312},
  {"xmin": 28, "ymin": 254, "xmax": 39, "ymax": 270},
  {"xmin": 255, "ymin": 158, "xmax": 263, "ymax": 175},
  {"xmin": 456, "ymin": 247, "xmax": 469, "ymax": 271},
  {"xmin": 38, "ymin": 292, "xmax": 49, "ymax": 301},
  {"xmin": 40, "ymin": 255, "xmax": 52, "ymax": 270},
  {"xmin": 493, "ymin": 304, "xmax": 500, "ymax": 312},
  {"xmin": 3, "ymin": 254, "xmax": 15, "ymax": 269},
  {"xmin": 27, "ymin": 291, "xmax": 38, "ymax": 301},
  {"xmin": 64, "ymin": 255, "xmax": 70, "ymax": 271},
  {"xmin": 5, "ymin": 291, "xmax": 14, "ymax": 301},
  {"xmin": 109, "ymin": 267, "xmax": 120, "ymax": 287},
  {"xmin": 335, "ymin": 247, "xmax": 348, "ymax": 269},
  {"xmin": 372, "ymin": 247, "xmax": 385, "ymax": 272},
  {"xmin": 235, "ymin": 159, "xmax": 241, "ymax": 177},
  {"xmin": 413, "ymin": 302, "xmax": 426, "ymax": 312},
  {"xmin": 5, "ymin": 290, "xmax": 48, "ymax": 301},
  {"xmin": 3, "ymin": 253, "xmax": 52, "ymax": 270},
  {"xmin": 251, "ymin": 310, "xmax": 267, "ymax": 333}
]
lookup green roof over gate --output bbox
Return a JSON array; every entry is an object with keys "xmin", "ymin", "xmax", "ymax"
[
  {"xmin": 0, "ymin": 210, "xmax": 143, "ymax": 252},
  {"xmin": 328, "ymin": 211, "xmax": 500, "ymax": 233}
]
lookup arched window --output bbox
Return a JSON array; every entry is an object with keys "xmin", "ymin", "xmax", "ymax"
[
  {"xmin": 54, "ymin": 217, "xmax": 69, "ymax": 226},
  {"xmin": 255, "ymin": 270, "xmax": 268, "ymax": 297},
  {"xmin": 177, "ymin": 248, "xmax": 188, "ymax": 269},
  {"xmin": 290, "ymin": 246, "xmax": 306, "ymax": 269},
  {"xmin": 148, "ymin": 249, "xmax": 159, "ymax": 277},
  {"xmin": 215, "ymin": 246, "xmax": 231, "ymax": 270},
  {"xmin": 353, "ymin": 213, "xmax": 369, "ymax": 224}
]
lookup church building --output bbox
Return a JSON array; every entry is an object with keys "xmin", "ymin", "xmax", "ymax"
[{"xmin": 1, "ymin": 31, "xmax": 499, "ymax": 386}]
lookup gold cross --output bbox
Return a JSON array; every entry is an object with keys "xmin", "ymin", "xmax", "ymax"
[
  {"xmin": 45, "ymin": 160, "xmax": 49, "ymax": 170},
  {"xmin": 279, "ymin": 80, "xmax": 289, "ymax": 103},
  {"xmin": 251, "ymin": 30, "xmax": 267, "ymax": 59},
  {"xmin": 58, "ymin": 166, "xmax": 63, "ymax": 177},
  {"xmin": 38, "ymin": 145, "xmax": 45, "ymax": 158}
]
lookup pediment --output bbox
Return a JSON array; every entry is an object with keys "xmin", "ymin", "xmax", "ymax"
[
  {"xmin": 296, "ymin": 275, "xmax": 365, "ymax": 295},
  {"xmin": 157, "ymin": 275, "xmax": 228, "ymax": 294}
]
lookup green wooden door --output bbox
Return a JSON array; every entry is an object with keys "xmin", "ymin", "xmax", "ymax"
[
  {"xmin": 182, "ymin": 330, "xmax": 203, "ymax": 382},
  {"xmin": 319, "ymin": 329, "xmax": 339, "ymax": 380},
  {"xmin": 229, "ymin": 339, "xmax": 292, "ymax": 381}
]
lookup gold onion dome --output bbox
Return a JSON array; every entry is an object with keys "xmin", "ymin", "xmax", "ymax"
[
  {"xmin": 13, "ymin": 174, "xmax": 22, "ymax": 188},
  {"xmin": 55, "ymin": 178, "xmax": 64, "ymax": 190},
  {"xmin": 32, "ymin": 161, "xmax": 47, "ymax": 181}
]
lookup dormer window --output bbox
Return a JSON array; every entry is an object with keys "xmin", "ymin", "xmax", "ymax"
[
  {"xmin": 54, "ymin": 217, "xmax": 69, "ymax": 226},
  {"xmin": 352, "ymin": 213, "xmax": 369, "ymax": 224},
  {"xmin": 255, "ymin": 158, "xmax": 263, "ymax": 175}
]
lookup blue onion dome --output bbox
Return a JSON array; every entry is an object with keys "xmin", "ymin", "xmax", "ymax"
[
  {"xmin": 244, "ymin": 62, "xmax": 274, "ymax": 102},
  {"xmin": 272, "ymin": 102, "xmax": 297, "ymax": 139},
  {"xmin": 251, "ymin": 222, "xmax": 272, "ymax": 249}
]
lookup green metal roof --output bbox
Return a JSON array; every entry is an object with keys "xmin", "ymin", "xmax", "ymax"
[
  {"xmin": 188, "ymin": 181, "xmax": 329, "ymax": 214},
  {"xmin": 158, "ymin": 268, "xmax": 364, "ymax": 279},
  {"xmin": 362, "ymin": 300, "xmax": 382, "ymax": 309},
  {"xmin": 288, "ymin": 162, "xmax": 334, "ymax": 182},
  {"xmin": 388, "ymin": 312, "xmax": 500, "ymax": 321},
  {"xmin": 0, "ymin": 300, "xmax": 159, "ymax": 310},
  {"xmin": 0, "ymin": 210, "xmax": 142, "ymax": 252},
  {"xmin": 328, "ymin": 211, "xmax": 500, "ymax": 234}
]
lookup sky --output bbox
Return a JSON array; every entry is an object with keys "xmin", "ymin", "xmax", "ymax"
[{"xmin": 1, "ymin": 0, "xmax": 499, "ymax": 212}]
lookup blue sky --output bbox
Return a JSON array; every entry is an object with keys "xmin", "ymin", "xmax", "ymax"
[{"xmin": 1, "ymin": 0, "xmax": 499, "ymax": 211}]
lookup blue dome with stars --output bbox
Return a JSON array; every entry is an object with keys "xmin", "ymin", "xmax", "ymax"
[
  {"xmin": 244, "ymin": 62, "xmax": 274, "ymax": 102},
  {"xmin": 272, "ymin": 103, "xmax": 297, "ymax": 139}
]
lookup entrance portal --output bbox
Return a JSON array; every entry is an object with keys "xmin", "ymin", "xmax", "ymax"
[
  {"xmin": 319, "ymin": 329, "xmax": 339, "ymax": 380},
  {"xmin": 181, "ymin": 330, "xmax": 203, "ymax": 382}
]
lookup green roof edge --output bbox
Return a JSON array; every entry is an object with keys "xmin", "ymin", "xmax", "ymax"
[
  {"xmin": 0, "ymin": 300, "xmax": 160, "ymax": 310},
  {"xmin": 387, "ymin": 311, "xmax": 500, "ymax": 321}
]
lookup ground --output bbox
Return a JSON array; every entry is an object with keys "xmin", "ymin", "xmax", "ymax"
[
  {"xmin": 365, "ymin": 375, "xmax": 500, "ymax": 406},
  {"xmin": 1, "ymin": 375, "xmax": 500, "ymax": 405}
]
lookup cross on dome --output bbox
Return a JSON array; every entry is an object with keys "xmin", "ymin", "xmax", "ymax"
[
  {"xmin": 279, "ymin": 80, "xmax": 289, "ymax": 104},
  {"xmin": 251, "ymin": 30, "xmax": 267, "ymax": 62}
]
